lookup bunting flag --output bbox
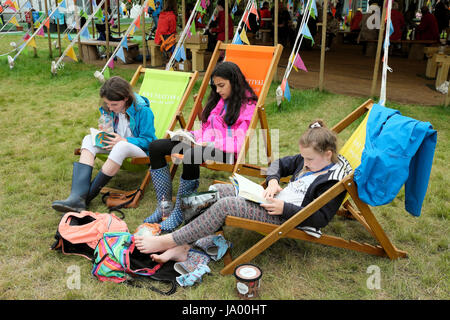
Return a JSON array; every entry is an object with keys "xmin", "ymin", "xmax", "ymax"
[
  {"xmin": 116, "ymin": 46, "xmax": 126, "ymax": 63},
  {"xmin": 66, "ymin": 46, "xmax": 78, "ymax": 62},
  {"xmin": 250, "ymin": 2, "xmax": 259, "ymax": 20},
  {"xmin": 95, "ymin": 8, "xmax": 104, "ymax": 20},
  {"xmin": 134, "ymin": 16, "xmax": 141, "ymax": 29},
  {"xmin": 174, "ymin": 45, "xmax": 187, "ymax": 62},
  {"xmin": 104, "ymin": 67, "xmax": 110, "ymax": 79},
  {"xmin": 309, "ymin": 0, "xmax": 318, "ymax": 19},
  {"xmin": 23, "ymin": 33, "xmax": 31, "ymax": 41},
  {"xmin": 10, "ymin": 16, "xmax": 20, "ymax": 27},
  {"xmin": 201, "ymin": 0, "xmax": 206, "ymax": 9},
  {"xmin": 67, "ymin": 33, "xmax": 72, "ymax": 41},
  {"xmin": 232, "ymin": 34, "xmax": 243, "ymax": 44},
  {"xmin": 129, "ymin": 24, "xmax": 136, "ymax": 35},
  {"xmin": 119, "ymin": 6, "xmax": 124, "ymax": 15},
  {"xmin": 27, "ymin": 37, "xmax": 37, "ymax": 48},
  {"xmin": 44, "ymin": 17, "xmax": 50, "ymax": 28},
  {"xmin": 36, "ymin": 26, "xmax": 45, "ymax": 37},
  {"xmin": 107, "ymin": 59, "xmax": 114, "ymax": 69},
  {"xmin": 24, "ymin": 1, "xmax": 32, "ymax": 9},
  {"xmin": 293, "ymin": 53, "xmax": 308, "ymax": 72},
  {"xmin": 121, "ymin": 37, "xmax": 128, "ymax": 49},
  {"xmin": 283, "ymin": 79, "xmax": 291, "ymax": 101},
  {"xmin": 240, "ymin": 29, "xmax": 250, "ymax": 44},
  {"xmin": 59, "ymin": 0, "xmax": 66, "ymax": 9},
  {"xmin": 301, "ymin": 24, "xmax": 314, "ymax": 45},
  {"xmin": 148, "ymin": 0, "xmax": 156, "ymax": 10},
  {"xmin": 190, "ymin": 20, "xmax": 196, "ymax": 36},
  {"xmin": 180, "ymin": 45, "xmax": 186, "ymax": 61},
  {"xmin": 80, "ymin": 10, "xmax": 89, "ymax": 19},
  {"xmin": 80, "ymin": 27, "xmax": 90, "ymax": 39}
]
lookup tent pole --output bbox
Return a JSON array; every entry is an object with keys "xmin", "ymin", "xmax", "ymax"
[
  {"xmin": 370, "ymin": 0, "xmax": 387, "ymax": 97},
  {"xmin": 141, "ymin": 0, "xmax": 147, "ymax": 67},
  {"xmin": 319, "ymin": 0, "xmax": 328, "ymax": 91}
]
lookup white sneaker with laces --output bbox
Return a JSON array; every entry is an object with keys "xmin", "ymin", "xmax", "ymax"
[{"xmin": 299, "ymin": 226, "xmax": 322, "ymax": 238}]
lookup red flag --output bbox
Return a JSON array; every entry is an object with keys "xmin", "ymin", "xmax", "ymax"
[
  {"xmin": 134, "ymin": 16, "xmax": 141, "ymax": 29},
  {"xmin": 250, "ymin": 3, "xmax": 259, "ymax": 20}
]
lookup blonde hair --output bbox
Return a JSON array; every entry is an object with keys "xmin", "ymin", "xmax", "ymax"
[{"xmin": 299, "ymin": 119, "xmax": 339, "ymax": 163}]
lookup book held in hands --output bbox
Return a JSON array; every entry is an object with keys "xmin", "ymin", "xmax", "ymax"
[
  {"xmin": 90, "ymin": 128, "xmax": 114, "ymax": 148},
  {"xmin": 229, "ymin": 173, "xmax": 269, "ymax": 204}
]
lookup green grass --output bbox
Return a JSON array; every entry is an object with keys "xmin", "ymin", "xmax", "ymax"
[{"xmin": 0, "ymin": 34, "xmax": 449, "ymax": 300}]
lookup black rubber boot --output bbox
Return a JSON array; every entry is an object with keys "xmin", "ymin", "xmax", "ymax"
[
  {"xmin": 86, "ymin": 170, "xmax": 113, "ymax": 204},
  {"xmin": 52, "ymin": 162, "xmax": 93, "ymax": 213}
]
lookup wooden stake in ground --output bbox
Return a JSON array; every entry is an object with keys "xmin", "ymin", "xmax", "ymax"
[
  {"xmin": 319, "ymin": 0, "xmax": 328, "ymax": 91},
  {"xmin": 44, "ymin": 0, "xmax": 53, "ymax": 58}
]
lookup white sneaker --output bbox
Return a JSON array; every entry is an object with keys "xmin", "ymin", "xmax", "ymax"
[{"xmin": 299, "ymin": 226, "xmax": 322, "ymax": 238}]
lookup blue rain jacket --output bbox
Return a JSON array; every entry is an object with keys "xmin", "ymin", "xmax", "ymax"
[{"xmin": 354, "ymin": 104, "xmax": 437, "ymax": 217}]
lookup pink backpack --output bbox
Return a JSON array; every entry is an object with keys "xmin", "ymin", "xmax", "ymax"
[{"xmin": 51, "ymin": 210, "xmax": 128, "ymax": 261}]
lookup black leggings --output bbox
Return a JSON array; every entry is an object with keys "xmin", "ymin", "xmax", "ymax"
[{"xmin": 148, "ymin": 139, "xmax": 235, "ymax": 180}]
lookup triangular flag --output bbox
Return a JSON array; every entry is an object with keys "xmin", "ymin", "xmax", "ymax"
[
  {"xmin": 80, "ymin": 27, "xmax": 90, "ymax": 39},
  {"xmin": 95, "ymin": 8, "xmax": 104, "ymax": 20},
  {"xmin": 134, "ymin": 16, "xmax": 141, "ymax": 29},
  {"xmin": 180, "ymin": 45, "xmax": 186, "ymax": 61},
  {"xmin": 240, "ymin": 29, "xmax": 250, "ymax": 44},
  {"xmin": 187, "ymin": 29, "xmax": 192, "ymax": 39},
  {"xmin": 66, "ymin": 46, "xmax": 78, "ymax": 62},
  {"xmin": 10, "ymin": 16, "xmax": 20, "ymax": 27},
  {"xmin": 121, "ymin": 37, "xmax": 128, "ymax": 49},
  {"xmin": 44, "ymin": 18, "xmax": 50, "ymax": 28},
  {"xmin": 67, "ymin": 33, "xmax": 72, "ymax": 41},
  {"xmin": 201, "ymin": 0, "xmax": 206, "ymax": 9},
  {"xmin": 232, "ymin": 34, "xmax": 243, "ymax": 44},
  {"xmin": 27, "ymin": 37, "xmax": 37, "ymax": 48},
  {"xmin": 24, "ymin": 1, "xmax": 32, "ymax": 9},
  {"xmin": 174, "ymin": 47, "xmax": 181, "ymax": 62},
  {"xmin": 149, "ymin": 0, "xmax": 156, "ymax": 10},
  {"xmin": 129, "ymin": 24, "xmax": 136, "ymax": 36},
  {"xmin": 310, "ymin": 0, "xmax": 318, "ymax": 19},
  {"xmin": 250, "ymin": 3, "xmax": 259, "ymax": 20},
  {"xmin": 242, "ymin": 11, "xmax": 251, "ymax": 29},
  {"xmin": 190, "ymin": 20, "xmax": 196, "ymax": 36},
  {"xmin": 107, "ymin": 59, "xmax": 114, "ymax": 69},
  {"xmin": 283, "ymin": 79, "xmax": 291, "ymax": 101},
  {"xmin": 23, "ymin": 33, "xmax": 31, "ymax": 41},
  {"xmin": 104, "ymin": 67, "xmax": 110, "ymax": 80},
  {"xmin": 389, "ymin": 21, "xmax": 394, "ymax": 36},
  {"xmin": 60, "ymin": 0, "xmax": 66, "ymax": 9},
  {"xmin": 36, "ymin": 27, "xmax": 45, "ymax": 37},
  {"xmin": 294, "ymin": 53, "xmax": 308, "ymax": 72},
  {"xmin": 116, "ymin": 46, "xmax": 126, "ymax": 63},
  {"xmin": 301, "ymin": 24, "xmax": 314, "ymax": 45}
]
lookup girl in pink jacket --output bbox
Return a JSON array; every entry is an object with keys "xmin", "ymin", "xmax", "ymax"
[{"xmin": 144, "ymin": 61, "xmax": 258, "ymax": 231}]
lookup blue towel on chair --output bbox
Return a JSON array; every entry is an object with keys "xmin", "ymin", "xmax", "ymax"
[{"xmin": 354, "ymin": 104, "xmax": 437, "ymax": 217}]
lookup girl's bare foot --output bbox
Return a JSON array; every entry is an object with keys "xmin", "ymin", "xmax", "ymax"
[
  {"xmin": 151, "ymin": 244, "xmax": 190, "ymax": 263},
  {"xmin": 135, "ymin": 233, "xmax": 176, "ymax": 254}
]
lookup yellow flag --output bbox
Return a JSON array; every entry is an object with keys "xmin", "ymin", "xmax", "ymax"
[
  {"xmin": 240, "ymin": 29, "xmax": 250, "ymax": 45},
  {"xmin": 27, "ymin": 37, "xmax": 37, "ymax": 48},
  {"xmin": 149, "ymin": 0, "xmax": 156, "ymax": 10},
  {"xmin": 11, "ymin": 16, "xmax": 20, "ymax": 27},
  {"xmin": 66, "ymin": 46, "xmax": 78, "ymax": 62},
  {"xmin": 64, "ymin": 33, "xmax": 70, "ymax": 43},
  {"xmin": 13, "ymin": 1, "xmax": 19, "ymax": 10},
  {"xmin": 129, "ymin": 24, "xmax": 135, "ymax": 36},
  {"xmin": 291, "ymin": 55, "xmax": 298, "ymax": 72}
]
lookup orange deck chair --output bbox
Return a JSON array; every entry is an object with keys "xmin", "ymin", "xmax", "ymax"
[{"xmin": 170, "ymin": 41, "xmax": 283, "ymax": 180}]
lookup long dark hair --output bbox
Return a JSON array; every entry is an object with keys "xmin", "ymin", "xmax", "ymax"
[
  {"xmin": 99, "ymin": 76, "xmax": 135, "ymax": 112},
  {"xmin": 162, "ymin": 0, "xmax": 177, "ymax": 12},
  {"xmin": 202, "ymin": 61, "xmax": 257, "ymax": 126}
]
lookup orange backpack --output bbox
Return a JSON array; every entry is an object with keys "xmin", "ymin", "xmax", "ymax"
[{"xmin": 51, "ymin": 211, "xmax": 128, "ymax": 261}]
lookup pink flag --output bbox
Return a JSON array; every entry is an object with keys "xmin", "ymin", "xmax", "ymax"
[
  {"xmin": 107, "ymin": 59, "xmax": 114, "ymax": 69},
  {"xmin": 37, "ymin": 27, "xmax": 45, "ymax": 37},
  {"xmin": 294, "ymin": 53, "xmax": 308, "ymax": 72}
]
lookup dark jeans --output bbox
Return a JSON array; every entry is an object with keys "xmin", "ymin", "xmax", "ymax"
[{"xmin": 148, "ymin": 139, "xmax": 235, "ymax": 180}]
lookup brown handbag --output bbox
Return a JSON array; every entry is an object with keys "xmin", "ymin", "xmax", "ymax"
[{"xmin": 102, "ymin": 189, "xmax": 143, "ymax": 211}]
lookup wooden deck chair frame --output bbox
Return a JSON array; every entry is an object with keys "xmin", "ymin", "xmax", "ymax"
[
  {"xmin": 219, "ymin": 99, "xmax": 408, "ymax": 275},
  {"xmin": 170, "ymin": 41, "xmax": 283, "ymax": 180},
  {"xmin": 75, "ymin": 65, "xmax": 199, "ymax": 208}
]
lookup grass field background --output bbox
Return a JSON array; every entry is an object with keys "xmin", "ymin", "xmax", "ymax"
[{"xmin": 0, "ymin": 34, "xmax": 448, "ymax": 300}]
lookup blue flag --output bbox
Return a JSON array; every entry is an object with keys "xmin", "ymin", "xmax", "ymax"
[
  {"xmin": 116, "ymin": 46, "xmax": 126, "ymax": 63},
  {"xmin": 284, "ymin": 80, "xmax": 291, "ymax": 101},
  {"xmin": 180, "ymin": 45, "xmax": 186, "ymax": 61},
  {"xmin": 121, "ymin": 37, "xmax": 128, "ymax": 49},
  {"xmin": 232, "ymin": 35, "xmax": 243, "ymax": 45},
  {"xmin": 60, "ymin": 0, "xmax": 66, "ymax": 9},
  {"xmin": 174, "ymin": 47, "xmax": 182, "ymax": 62},
  {"xmin": 301, "ymin": 24, "xmax": 314, "ymax": 45},
  {"xmin": 80, "ymin": 27, "xmax": 90, "ymax": 39}
]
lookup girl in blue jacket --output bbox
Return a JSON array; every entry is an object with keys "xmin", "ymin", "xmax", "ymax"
[{"xmin": 52, "ymin": 76, "xmax": 157, "ymax": 213}]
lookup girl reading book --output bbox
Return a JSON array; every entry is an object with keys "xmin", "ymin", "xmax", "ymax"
[
  {"xmin": 143, "ymin": 61, "xmax": 258, "ymax": 231},
  {"xmin": 52, "ymin": 76, "xmax": 157, "ymax": 213},
  {"xmin": 135, "ymin": 120, "xmax": 353, "ymax": 259}
]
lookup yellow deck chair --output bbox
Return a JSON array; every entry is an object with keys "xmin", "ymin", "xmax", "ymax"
[
  {"xmin": 76, "ymin": 66, "xmax": 199, "ymax": 208},
  {"xmin": 171, "ymin": 41, "xmax": 283, "ymax": 179},
  {"xmin": 219, "ymin": 99, "xmax": 408, "ymax": 275}
]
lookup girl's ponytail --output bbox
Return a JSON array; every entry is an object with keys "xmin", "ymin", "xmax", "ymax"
[{"xmin": 300, "ymin": 119, "xmax": 339, "ymax": 163}]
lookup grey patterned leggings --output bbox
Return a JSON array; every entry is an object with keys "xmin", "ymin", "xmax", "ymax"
[{"xmin": 172, "ymin": 184, "xmax": 284, "ymax": 245}]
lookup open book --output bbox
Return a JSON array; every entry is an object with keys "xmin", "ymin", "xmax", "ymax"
[
  {"xmin": 90, "ymin": 128, "xmax": 114, "ymax": 148},
  {"xmin": 167, "ymin": 129, "xmax": 202, "ymax": 146},
  {"xmin": 229, "ymin": 173, "xmax": 269, "ymax": 204}
]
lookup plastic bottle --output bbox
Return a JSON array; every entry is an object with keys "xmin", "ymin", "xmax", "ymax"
[
  {"xmin": 98, "ymin": 113, "xmax": 114, "ymax": 133},
  {"xmin": 160, "ymin": 196, "xmax": 173, "ymax": 221}
]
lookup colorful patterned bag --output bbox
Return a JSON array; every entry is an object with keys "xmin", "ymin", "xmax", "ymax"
[{"xmin": 92, "ymin": 232, "xmax": 162, "ymax": 283}]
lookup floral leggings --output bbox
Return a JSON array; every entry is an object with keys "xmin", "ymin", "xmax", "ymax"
[{"xmin": 172, "ymin": 184, "xmax": 284, "ymax": 245}]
